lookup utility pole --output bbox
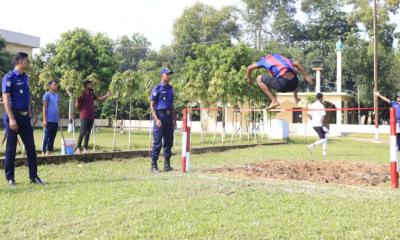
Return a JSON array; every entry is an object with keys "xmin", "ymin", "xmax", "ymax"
[{"xmin": 373, "ymin": 0, "xmax": 380, "ymax": 142}]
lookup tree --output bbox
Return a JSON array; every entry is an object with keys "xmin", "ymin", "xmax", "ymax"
[
  {"xmin": 109, "ymin": 72, "xmax": 125, "ymax": 150},
  {"xmin": 28, "ymin": 56, "xmax": 50, "ymax": 124},
  {"xmin": 137, "ymin": 60, "xmax": 160, "ymax": 101},
  {"xmin": 0, "ymin": 37, "xmax": 12, "ymax": 76},
  {"xmin": 156, "ymin": 46, "xmax": 177, "ymax": 69},
  {"xmin": 180, "ymin": 43, "xmax": 256, "ymax": 107},
  {"xmin": 59, "ymin": 69, "xmax": 82, "ymax": 131},
  {"xmin": 115, "ymin": 33, "xmax": 151, "ymax": 72},
  {"xmin": 347, "ymin": 0, "xmax": 400, "ymax": 48},
  {"xmin": 45, "ymin": 28, "xmax": 117, "ymax": 131},
  {"xmin": 110, "ymin": 70, "xmax": 142, "ymax": 149},
  {"xmin": 173, "ymin": 2, "xmax": 240, "ymax": 65},
  {"xmin": 271, "ymin": 5, "xmax": 304, "ymax": 45},
  {"xmin": 241, "ymin": 0, "xmax": 296, "ymax": 49},
  {"xmin": 109, "ymin": 70, "xmax": 142, "ymax": 150},
  {"xmin": 92, "ymin": 33, "xmax": 118, "ymax": 90}
]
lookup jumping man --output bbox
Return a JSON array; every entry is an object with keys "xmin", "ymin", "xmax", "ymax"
[{"xmin": 247, "ymin": 53, "xmax": 314, "ymax": 110}]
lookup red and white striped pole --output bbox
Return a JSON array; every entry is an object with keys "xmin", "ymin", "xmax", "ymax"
[
  {"xmin": 181, "ymin": 108, "xmax": 188, "ymax": 172},
  {"xmin": 390, "ymin": 107, "xmax": 399, "ymax": 189},
  {"xmin": 186, "ymin": 111, "xmax": 191, "ymax": 172}
]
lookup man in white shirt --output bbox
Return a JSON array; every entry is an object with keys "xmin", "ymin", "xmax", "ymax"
[{"xmin": 307, "ymin": 93, "xmax": 328, "ymax": 156}]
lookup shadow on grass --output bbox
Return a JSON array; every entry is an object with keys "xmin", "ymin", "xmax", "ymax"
[{"xmin": 288, "ymin": 138, "xmax": 340, "ymax": 144}]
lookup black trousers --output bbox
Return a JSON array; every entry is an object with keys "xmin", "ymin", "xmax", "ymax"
[
  {"xmin": 313, "ymin": 127, "xmax": 327, "ymax": 139},
  {"xmin": 4, "ymin": 112, "xmax": 38, "ymax": 181},
  {"xmin": 42, "ymin": 122, "xmax": 58, "ymax": 152},
  {"xmin": 77, "ymin": 119, "xmax": 94, "ymax": 150}
]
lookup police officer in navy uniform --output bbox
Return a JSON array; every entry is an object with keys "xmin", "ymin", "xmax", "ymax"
[
  {"xmin": 150, "ymin": 68, "xmax": 177, "ymax": 172},
  {"xmin": 2, "ymin": 52, "xmax": 45, "ymax": 187}
]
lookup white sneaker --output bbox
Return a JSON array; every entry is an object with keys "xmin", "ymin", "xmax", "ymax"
[
  {"xmin": 307, "ymin": 144, "xmax": 314, "ymax": 154},
  {"xmin": 323, "ymin": 150, "xmax": 327, "ymax": 156}
]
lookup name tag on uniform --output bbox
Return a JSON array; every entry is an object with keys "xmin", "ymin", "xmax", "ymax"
[{"xmin": 16, "ymin": 82, "xmax": 23, "ymax": 86}]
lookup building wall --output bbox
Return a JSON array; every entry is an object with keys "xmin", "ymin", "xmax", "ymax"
[
  {"xmin": 5, "ymin": 43, "xmax": 33, "ymax": 56},
  {"xmin": 276, "ymin": 92, "xmax": 356, "ymax": 124}
]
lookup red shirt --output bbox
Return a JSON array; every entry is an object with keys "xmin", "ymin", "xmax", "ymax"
[{"xmin": 77, "ymin": 90, "xmax": 97, "ymax": 120}]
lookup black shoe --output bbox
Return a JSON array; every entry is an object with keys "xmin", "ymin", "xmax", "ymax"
[
  {"xmin": 30, "ymin": 177, "xmax": 45, "ymax": 185},
  {"xmin": 7, "ymin": 179, "xmax": 16, "ymax": 187},
  {"xmin": 164, "ymin": 166, "xmax": 173, "ymax": 172},
  {"xmin": 151, "ymin": 166, "xmax": 160, "ymax": 173}
]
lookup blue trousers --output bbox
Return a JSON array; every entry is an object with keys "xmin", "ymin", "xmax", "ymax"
[
  {"xmin": 42, "ymin": 122, "xmax": 58, "ymax": 152},
  {"xmin": 3, "ymin": 112, "xmax": 38, "ymax": 181},
  {"xmin": 151, "ymin": 111, "xmax": 174, "ymax": 162}
]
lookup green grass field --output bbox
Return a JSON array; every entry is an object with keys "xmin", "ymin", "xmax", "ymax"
[
  {"xmin": 0, "ymin": 127, "xmax": 271, "ymax": 156},
  {"xmin": 1, "ymin": 135, "xmax": 399, "ymax": 239}
]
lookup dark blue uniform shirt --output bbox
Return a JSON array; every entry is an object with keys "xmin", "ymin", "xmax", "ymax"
[
  {"xmin": 391, "ymin": 101, "xmax": 400, "ymax": 120},
  {"xmin": 150, "ymin": 83, "xmax": 174, "ymax": 110},
  {"xmin": 2, "ymin": 69, "xmax": 30, "ymax": 111}
]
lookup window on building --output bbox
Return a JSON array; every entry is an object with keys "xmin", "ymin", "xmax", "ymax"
[{"xmin": 292, "ymin": 108, "xmax": 303, "ymax": 123}]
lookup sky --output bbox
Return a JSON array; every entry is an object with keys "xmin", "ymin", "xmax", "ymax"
[
  {"xmin": 0, "ymin": 0, "xmax": 398, "ymax": 52},
  {"xmin": 0, "ymin": 0, "xmax": 242, "ymax": 51}
]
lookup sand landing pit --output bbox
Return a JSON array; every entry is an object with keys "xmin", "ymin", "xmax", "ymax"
[{"xmin": 205, "ymin": 160, "xmax": 390, "ymax": 186}]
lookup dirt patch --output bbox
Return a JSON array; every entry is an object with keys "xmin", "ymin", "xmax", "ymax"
[{"xmin": 205, "ymin": 160, "xmax": 390, "ymax": 186}]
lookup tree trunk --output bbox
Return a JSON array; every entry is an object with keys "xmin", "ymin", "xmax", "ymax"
[
  {"xmin": 363, "ymin": 111, "xmax": 369, "ymax": 125},
  {"xmin": 200, "ymin": 109, "xmax": 205, "ymax": 145},
  {"xmin": 128, "ymin": 101, "xmax": 132, "ymax": 149},
  {"xmin": 68, "ymin": 96, "xmax": 75, "ymax": 133},
  {"xmin": 113, "ymin": 100, "xmax": 118, "ymax": 151},
  {"xmin": 239, "ymin": 109, "xmax": 243, "ymax": 143},
  {"xmin": 213, "ymin": 110, "xmax": 218, "ymax": 145},
  {"xmin": 221, "ymin": 105, "xmax": 226, "ymax": 145},
  {"xmin": 231, "ymin": 109, "xmax": 235, "ymax": 144}
]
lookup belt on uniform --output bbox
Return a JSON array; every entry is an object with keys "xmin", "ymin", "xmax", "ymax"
[
  {"xmin": 12, "ymin": 109, "xmax": 29, "ymax": 116},
  {"xmin": 157, "ymin": 109, "xmax": 172, "ymax": 114}
]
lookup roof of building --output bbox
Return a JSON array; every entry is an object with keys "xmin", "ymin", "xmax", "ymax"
[{"xmin": 0, "ymin": 29, "xmax": 40, "ymax": 48}]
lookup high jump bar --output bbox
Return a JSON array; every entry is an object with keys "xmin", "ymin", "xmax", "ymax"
[{"xmin": 188, "ymin": 107, "xmax": 388, "ymax": 112}]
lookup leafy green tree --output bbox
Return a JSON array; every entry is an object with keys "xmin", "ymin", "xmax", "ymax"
[
  {"xmin": 109, "ymin": 71, "xmax": 125, "ymax": 150},
  {"xmin": 59, "ymin": 69, "xmax": 82, "ymax": 131},
  {"xmin": 137, "ymin": 60, "xmax": 160, "ymax": 101},
  {"xmin": 115, "ymin": 34, "xmax": 151, "ymax": 72},
  {"xmin": 42, "ymin": 28, "xmax": 117, "ymax": 130},
  {"xmin": 180, "ymin": 42, "xmax": 262, "ymax": 108},
  {"xmin": 173, "ymin": 2, "xmax": 240, "ymax": 65},
  {"xmin": 241, "ymin": 0, "xmax": 296, "ymax": 49},
  {"xmin": 347, "ymin": 0, "xmax": 400, "ymax": 48},
  {"xmin": 28, "ymin": 56, "xmax": 49, "ymax": 123},
  {"xmin": 0, "ymin": 37, "xmax": 12, "ymax": 75}
]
